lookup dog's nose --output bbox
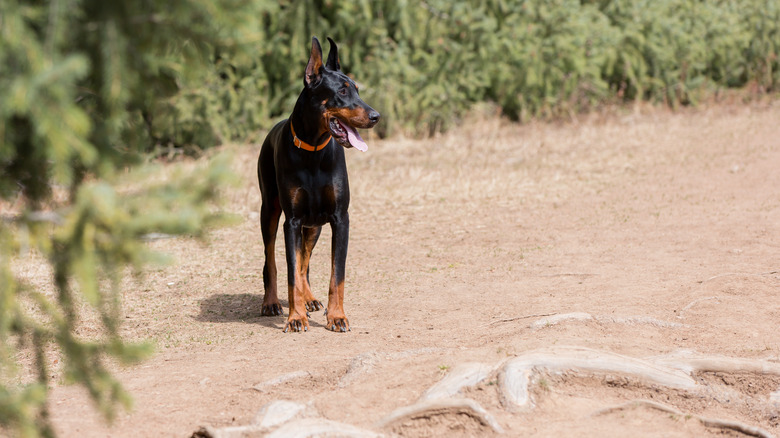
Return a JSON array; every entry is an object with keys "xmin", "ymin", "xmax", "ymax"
[{"xmin": 368, "ymin": 111, "xmax": 381, "ymax": 124}]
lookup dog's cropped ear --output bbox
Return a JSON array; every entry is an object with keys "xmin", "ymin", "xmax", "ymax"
[
  {"xmin": 326, "ymin": 37, "xmax": 341, "ymax": 71},
  {"xmin": 305, "ymin": 37, "xmax": 324, "ymax": 87}
]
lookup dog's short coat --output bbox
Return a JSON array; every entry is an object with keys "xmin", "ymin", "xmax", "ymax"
[{"xmin": 257, "ymin": 37, "xmax": 380, "ymax": 332}]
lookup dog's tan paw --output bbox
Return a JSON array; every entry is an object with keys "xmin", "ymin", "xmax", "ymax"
[
  {"xmin": 326, "ymin": 315, "xmax": 350, "ymax": 332},
  {"xmin": 283, "ymin": 313, "xmax": 309, "ymax": 333}
]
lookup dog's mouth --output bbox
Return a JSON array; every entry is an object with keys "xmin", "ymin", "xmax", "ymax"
[{"xmin": 329, "ymin": 118, "xmax": 368, "ymax": 152}]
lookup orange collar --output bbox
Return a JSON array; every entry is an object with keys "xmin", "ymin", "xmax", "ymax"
[{"xmin": 290, "ymin": 121, "xmax": 331, "ymax": 151}]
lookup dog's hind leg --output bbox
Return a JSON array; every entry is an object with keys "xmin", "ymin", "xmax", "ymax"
[{"xmin": 260, "ymin": 196, "xmax": 283, "ymax": 316}]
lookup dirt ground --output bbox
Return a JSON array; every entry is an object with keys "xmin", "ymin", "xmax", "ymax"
[{"xmin": 38, "ymin": 101, "xmax": 780, "ymax": 436}]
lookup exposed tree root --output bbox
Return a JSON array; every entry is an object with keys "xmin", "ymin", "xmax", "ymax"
[
  {"xmin": 497, "ymin": 346, "xmax": 780, "ymax": 412},
  {"xmin": 200, "ymin": 346, "xmax": 780, "ymax": 437},
  {"xmin": 191, "ymin": 425, "xmax": 265, "ymax": 438},
  {"xmin": 498, "ymin": 346, "xmax": 697, "ymax": 410},
  {"xmin": 375, "ymin": 397, "xmax": 504, "ymax": 434},
  {"xmin": 266, "ymin": 418, "xmax": 383, "ymax": 438},
  {"xmin": 193, "ymin": 412, "xmax": 381, "ymax": 438},
  {"xmin": 251, "ymin": 370, "xmax": 311, "ymax": 393},
  {"xmin": 529, "ymin": 312, "xmax": 593, "ymax": 330},
  {"xmin": 597, "ymin": 315, "xmax": 684, "ymax": 328},
  {"xmin": 420, "ymin": 362, "xmax": 498, "ymax": 401},
  {"xmin": 593, "ymin": 399, "xmax": 775, "ymax": 438},
  {"xmin": 497, "ymin": 364, "xmax": 533, "ymax": 412},
  {"xmin": 528, "ymin": 312, "xmax": 684, "ymax": 330},
  {"xmin": 191, "ymin": 400, "xmax": 315, "ymax": 438},
  {"xmin": 651, "ymin": 351, "xmax": 780, "ymax": 376}
]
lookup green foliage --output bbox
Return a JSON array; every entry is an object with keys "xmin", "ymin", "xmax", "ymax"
[
  {"xmin": 478, "ymin": 0, "xmax": 616, "ymax": 120},
  {"xmin": 6, "ymin": 1, "xmax": 774, "ymax": 152},
  {"xmin": 742, "ymin": 0, "xmax": 780, "ymax": 90},
  {"xmin": 201, "ymin": 0, "xmax": 780, "ymax": 137},
  {"xmin": 0, "ymin": 0, "xmax": 240, "ymax": 436},
  {"xmin": 7, "ymin": 0, "xmax": 773, "ymax": 149}
]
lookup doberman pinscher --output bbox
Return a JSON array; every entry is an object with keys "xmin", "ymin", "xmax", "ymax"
[{"xmin": 257, "ymin": 37, "xmax": 380, "ymax": 333}]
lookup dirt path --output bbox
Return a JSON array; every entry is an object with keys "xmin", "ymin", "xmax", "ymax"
[{"xmin": 47, "ymin": 102, "xmax": 779, "ymax": 437}]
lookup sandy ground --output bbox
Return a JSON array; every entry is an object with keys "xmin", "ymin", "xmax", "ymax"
[{"xmin": 36, "ymin": 101, "xmax": 780, "ymax": 436}]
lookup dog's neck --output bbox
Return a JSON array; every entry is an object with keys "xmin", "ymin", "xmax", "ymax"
[{"xmin": 291, "ymin": 92, "xmax": 331, "ymax": 148}]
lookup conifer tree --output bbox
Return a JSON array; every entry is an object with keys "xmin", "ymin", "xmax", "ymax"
[{"xmin": 0, "ymin": 0, "xmax": 251, "ymax": 435}]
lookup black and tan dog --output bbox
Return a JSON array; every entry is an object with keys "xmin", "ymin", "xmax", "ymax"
[{"xmin": 257, "ymin": 37, "xmax": 380, "ymax": 332}]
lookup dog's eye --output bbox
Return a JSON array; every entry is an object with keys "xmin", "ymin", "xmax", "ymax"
[{"xmin": 338, "ymin": 88, "xmax": 347, "ymax": 96}]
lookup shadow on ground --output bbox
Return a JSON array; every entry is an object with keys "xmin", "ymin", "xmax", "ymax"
[
  {"xmin": 196, "ymin": 293, "xmax": 285, "ymax": 326},
  {"xmin": 195, "ymin": 293, "xmax": 330, "ymax": 330}
]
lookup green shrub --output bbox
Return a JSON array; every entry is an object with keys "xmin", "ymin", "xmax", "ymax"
[
  {"xmin": 19, "ymin": 0, "xmax": 765, "ymax": 146},
  {"xmin": 190, "ymin": 0, "xmax": 779, "ymax": 139},
  {"xmin": 742, "ymin": 0, "xmax": 780, "ymax": 91}
]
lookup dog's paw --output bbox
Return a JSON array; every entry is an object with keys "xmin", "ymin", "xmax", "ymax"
[
  {"xmin": 326, "ymin": 316, "xmax": 350, "ymax": 333},
  {"xmin": 305, "ymin": 299, "xmax": 324, "ymax": 312},
  {"xmin": 261, "ymin": 302, "xmax": 283, "ymax": 316},
  {"xmin": 283, "ymin": 314, "xmax": 309, "ymax": 333}
]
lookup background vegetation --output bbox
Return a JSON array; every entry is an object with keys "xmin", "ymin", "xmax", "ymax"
[
  {"xmin": 213, "ymin": 0, "xmax": 779, "ymax": 139},
  {"xmin": 1, "ymin": 0, "xmax": 778, "ymax": 436}
]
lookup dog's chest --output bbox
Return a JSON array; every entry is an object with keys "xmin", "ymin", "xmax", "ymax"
[{"xmin": 287, "ymin": 174, "xmax": 347, "ymax": 225}]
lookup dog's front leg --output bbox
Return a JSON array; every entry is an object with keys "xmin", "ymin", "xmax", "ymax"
[
  {"xmin": 283, "ymin": 217, "xmax": 309, "ymax": 332},
  {"xmin": 326, "ymin": 214, "xmax": 350, "ymax": 332}
]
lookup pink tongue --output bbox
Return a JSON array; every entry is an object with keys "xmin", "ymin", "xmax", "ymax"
[{"xmin": 345, "ymin": 124, "xmax": 368, "ymax": 152}]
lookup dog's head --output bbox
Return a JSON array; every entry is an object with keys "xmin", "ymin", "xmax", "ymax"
[{"xmin": 304, "ymin": 37, "xmax": 380, "ymax": 151}]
